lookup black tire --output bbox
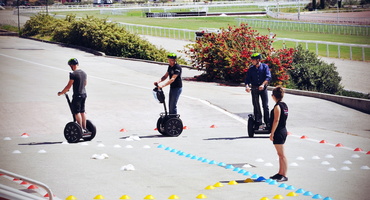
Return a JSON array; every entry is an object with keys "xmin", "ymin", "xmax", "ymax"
[
  {"xmin": 83, "ymin": 120, "xmax": 96, "ymax": 141},
  {"xmin": 164, "ymin": 118, "xmax": 183, "ymax": 137},
  {"xmin": 64, "ymin": 122, "xmax": 82, "ymax": 143},
  {"xmin": 157, "ymin": 116, "xmax": 168, "ymax": 136},
  {"xmin": 248, "ymin": 117, "xmax": 255, "ymax": 138}
]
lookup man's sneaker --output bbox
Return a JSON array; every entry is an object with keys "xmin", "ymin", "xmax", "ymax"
[
  {"xmin": 270, "ymin": 173, "xmax": 282, "ymax": 179},
  {"xmin": 83, "ymin": 129, "xmax": 91, "ymax": 134},
  {"xmin": 276, "ymin": 175, "xmax": 288, "ymax": 182}
]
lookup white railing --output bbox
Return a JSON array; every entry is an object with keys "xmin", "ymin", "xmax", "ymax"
[
  {"xmin": 115, "ymin": 23, "xmax": 369, "ymax": 61},
  {"xmin": 116, "ymin": 22, "xmax": 196, "ymax": 41},
  {"xmin": 275, "ymin": 38, "xmax": 370, "ymax": 61},
  {"xmin": 265, "ymin": 10, "xmax": 370, "ymax": 25},
  {"xmin": 17, "ymin": 0, "xmax": 309, "ymax": 12},
  {"xmin": 236, "ymin": 18, "xmax": 370, "ymax": 36},
  {"xmin": 0, "ymin": 169, "xmax": 56, "ymax": 200}
]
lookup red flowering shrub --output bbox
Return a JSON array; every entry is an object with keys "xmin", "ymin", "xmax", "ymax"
[{"xmin": 184, "ymin": 24, "xmax": 295, "ymax": 86}]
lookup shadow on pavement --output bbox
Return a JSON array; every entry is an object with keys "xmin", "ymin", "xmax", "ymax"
[
  {"xmin": 204, "ymin": 136, "xmax": 268, "ymax": 140},
  {"xmin": 18, "ymin": 141, "xmax": 63, "ymax": 145}
]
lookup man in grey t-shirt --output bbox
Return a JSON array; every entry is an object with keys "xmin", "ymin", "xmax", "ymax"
[{"xmin": 58, "ymin": 58, "xmax": 88, "ymax": 132}]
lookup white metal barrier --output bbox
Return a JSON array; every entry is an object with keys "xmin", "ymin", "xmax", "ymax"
[
  {"xmin": 115, "ymin": 22, "xmax": 369, "ymax": 61},
  {"xmin": 236, "ymin": 18, "xmax": 370, "ymax": 36},
  {"xmin": 0, "ymin": 169, "xmax": 55, "ymax": 200},
  {"xmin": 275, "ymin": 38, "xmax": 370, "ymax": 61},
  {"xmin": 116, "ymin": 22, "xmax": 195, "ymax": 41},
  {"xmin": 16, "ymin": 0, "xmax": 310, "ymax": 14}
]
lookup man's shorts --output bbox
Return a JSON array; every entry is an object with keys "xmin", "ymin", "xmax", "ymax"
[
  {"xmin": 71, "ymin": 94, "xmax": 87, "ymax": 114},
  {"xmin": 273, "ymin": 128, "xmax": 287, "ymax": 145}
]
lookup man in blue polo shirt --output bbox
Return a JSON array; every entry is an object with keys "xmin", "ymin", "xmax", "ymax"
[{"xmin": 245, "ymin": 53, "xmax": 272, "ymax": 128}]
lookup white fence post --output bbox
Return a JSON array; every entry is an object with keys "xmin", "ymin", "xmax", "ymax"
[{"xmin": 338, "ymin": 45, "xmax": 341, "ymax": 59}]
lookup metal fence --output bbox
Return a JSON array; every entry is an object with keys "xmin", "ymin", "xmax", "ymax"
[
  {"xmin": 266, "ymin": 10, "xmax": 370, "ymax": 25},
  {"xmin": 236, "ymin": 18, "xmax": 370, "ymax": 36},
  {"xmin": 275, "ymin": 38, "xmax": 369, "ymax": 61},
  {"xmin": 116, "ymin": 22, "xmax": 195, "ymax": 41},
  {"xmin": 115, "ymin": 23, "xmax": 369, "ymax": 61}
]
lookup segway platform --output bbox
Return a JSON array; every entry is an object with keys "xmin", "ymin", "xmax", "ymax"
[
  {"xmin": 63, "ymin": 94, "xmax": 96, "ymax": 143},
  {"xmin": 153, "ymin": 87, "xmax": 183, "ymax": 137},
  {"xmin": 247, "ymin": 114, "xmax": 270, "ymax": 137}
]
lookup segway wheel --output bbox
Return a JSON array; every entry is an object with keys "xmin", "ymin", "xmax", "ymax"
[
  {"xmin": 156, "ymin": 117, "xmax": 168, "ymax": 136},
  {"xmin": 247, "ymin": 116, "xmax": 255, "ymax": 138},
  {"xmin": 64, "ymin": 122, "xmax": 82, "ymax": 143},
  {"xmin": 83, "ymin": 120, "xmax": 96, "ymax": 141},
  {"xmin": 164, "ymin": 118, "xmax": 183, "ymax": 137}
]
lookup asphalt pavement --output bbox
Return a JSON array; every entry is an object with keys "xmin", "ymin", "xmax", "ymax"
[{"xmin": 0, "ymin": 36, "xmax": 370, "ymax": 200}]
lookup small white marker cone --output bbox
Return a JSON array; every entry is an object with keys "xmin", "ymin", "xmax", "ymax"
[
  {"xmin": 328, "ymin": 167, "xmax": 337, "ymax": 171},
  {"xmin": 296, "ymin": 156, "xmax": 305, "ymax": 160},
  {"xmin": 3, "ymin": 137, "xmax": 11, "ymax": 141},
  {"xmin": 343, "ymin": 160, "xmax": 352, "ymax": 164},
  {"xmin": 242, "ymin": 164, "xmax": 253, "ymax": 168},
  {"xmin": 97, "ymin": 143, "xmax": 105, "ymax": 147},
  {"xmin": 360, "ymin": 166, "xmax": 370, "ymax": 170},
  {"xmin": 113, "ymin": 144, "xmax": 122, "ymax": 148},
  {"xmin": 321, "ymin": 161, "xmax": 330, "ymax": 165},
  {"xmin": 325, "ymin": 154, "xmax": 334, "ymax": 158},
  {"xmin": 341, "ymin": 166, "xmax": 351, "ymax": 171},
  {"xmin": 38, "ymin": 149, "xmax": 47, "ymax": 154},
  {"xmin": 264, "ymin": 162, "xmax": 273, "ymax": 167},
  {"xmin": 12, "ymin": 150, "xmax": 21, "ymax": 154},
  {"xmin": 312, "ymin": 156, "xmax": 320, "ymax": 160},
  {"xmin": 351, "ymin": 154, "xmax": 360, "ymax": 158},
  {"xmin": 131, "ymin": 136, "xmax": 141, "ymax": 141}
]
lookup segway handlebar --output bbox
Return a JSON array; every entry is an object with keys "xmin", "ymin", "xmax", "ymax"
[
  {"xmin": 154, "ymin": 82, "xmax": 162, "ymax": 90},
  {"xmin": 153, "ymin": 85, "xmax": 165, "ymax": 104}
]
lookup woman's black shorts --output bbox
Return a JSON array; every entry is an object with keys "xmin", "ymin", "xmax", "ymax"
[{"xmin": 273, "ymin": 128, "xmax": 287, "ymax": 145}]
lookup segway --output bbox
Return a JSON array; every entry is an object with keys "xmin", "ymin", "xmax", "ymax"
[
  {"xmin": 63, "ymin": 93, "xmax": 96, "ymax": 143},
  {"xmin": 247, "ymin": 114, "xmax": 270, "ymax": 137},
  {"xmin": 153, "ymin": 85, "xmax": 183, "ymax": 137}
]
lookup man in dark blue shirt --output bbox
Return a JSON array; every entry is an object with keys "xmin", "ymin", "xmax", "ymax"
[{"xmin": 245, "ymin": 53, "xmax": 271, "ymax": 127}]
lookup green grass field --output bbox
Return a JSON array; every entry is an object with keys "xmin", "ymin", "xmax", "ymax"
[{"xmin": 51, "ymin": 9, "xmax": 370, "ymax": 61}]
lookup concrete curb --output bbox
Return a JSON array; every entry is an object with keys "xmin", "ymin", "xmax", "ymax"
[
  {"xmin": 19, "ymin": 36, "xmax": 370, "ymax": 114},
  {"xmin": 0, "ymin": 29, "xmax": 18, "ymax": 36},
  {"xmin": 270, "ymin": 87, "xmax": 370, "ymax": 114}
]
